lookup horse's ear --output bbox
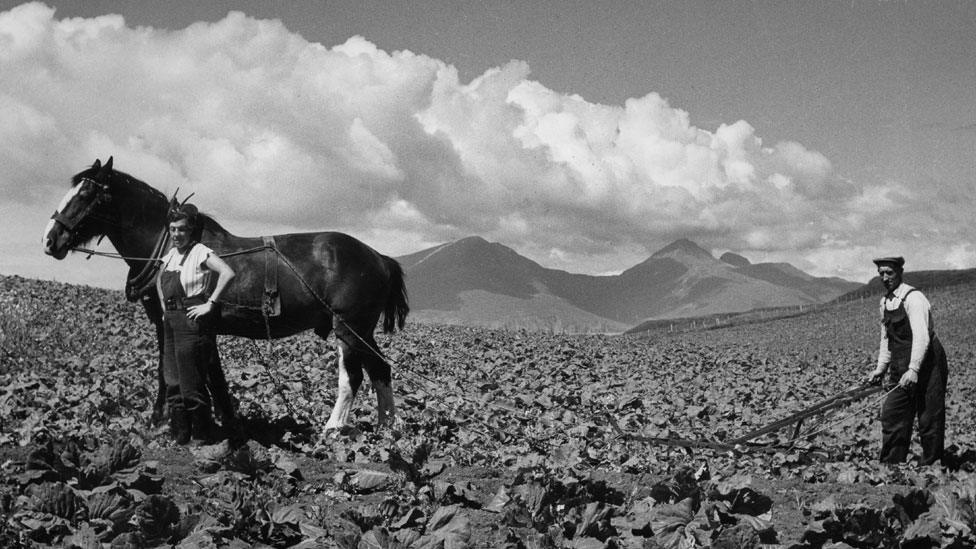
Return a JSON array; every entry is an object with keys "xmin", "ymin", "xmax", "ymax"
[
  {"xmin": 104, "ymin": 156, "xmax": 113, "ymax": 171},
  {"xmin": 92, "ymin": 158, "xmax": 102, "ymax": 170}
]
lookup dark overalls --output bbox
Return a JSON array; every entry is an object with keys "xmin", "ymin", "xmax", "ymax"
[
  {"xmin": 160, "ymin": 251, "xmax": 215, "ymax": 431},
  {"xmin": 879, "ymin": 289, "xmax": 948, "ymax": 465}
]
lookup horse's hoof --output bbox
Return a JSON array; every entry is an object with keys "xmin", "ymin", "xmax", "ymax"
[
  {"xmin": 315, "ymin": 428, "xmax": 340, "ymax": 450},
  {"xmin": 320, "ymin": 424, "xmax": 360, "ymax": 441}
]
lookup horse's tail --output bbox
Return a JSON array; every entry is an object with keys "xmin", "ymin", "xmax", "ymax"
[{"xmin": 382, "ymin": 256, "xmax": 409, "ymax": 333}]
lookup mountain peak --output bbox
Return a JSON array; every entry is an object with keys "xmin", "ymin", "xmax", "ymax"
[
  {"xmin": 651, "ymin": 239, "xmax": 714, "ymax": 260},
  {"xmin": 454, "ymin": 235, "xmax": 490, "ymax": 247},
  {"xmin": 442, "ymin": 236, "xmax": 541, "ymax": 268},
  {"xmin": 396, "ymin": 235, "xmax": 858, "ymax": 332},
  {"xmin": 720, "ymin": 252, "xmax": 751, "ymax": 267},
  {"xmin": 448, "ymin": 235, "xmax": 525, "ymax": 259}
]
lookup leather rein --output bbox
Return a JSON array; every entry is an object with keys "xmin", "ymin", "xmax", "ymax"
[{"xmin": 55, "ymin": 177, "xmax": 270, "ymax": 301}]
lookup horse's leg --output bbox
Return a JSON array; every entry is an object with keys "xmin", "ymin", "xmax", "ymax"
[
  {"xmin": 324, "ymin": 338, "xmax": 365, "ymax": 431},
  {"xmin": 206, "ymin": 343, "xmax": 238, "ymax": 427},
  {"xmin": 360, "ymin": 332, "xmax": 395, "ymax": 428},
  {"xmin": 142, "ymin": 297, "xmax": 167, "ymax": 426}
]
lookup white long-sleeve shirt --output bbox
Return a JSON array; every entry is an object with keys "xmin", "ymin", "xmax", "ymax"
[{"xmin": 877, "ymin": 283, "xmax": 933, "ymax": 372}]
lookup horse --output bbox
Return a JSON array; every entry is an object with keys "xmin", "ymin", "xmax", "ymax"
[{"xmin": 43, "ymin": 157, "xmax": 409, "ymax": 434}]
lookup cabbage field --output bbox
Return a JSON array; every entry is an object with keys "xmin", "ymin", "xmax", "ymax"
[{"xmin": 2, "ymin": 274, "xmax": 975, "ymax": 548}]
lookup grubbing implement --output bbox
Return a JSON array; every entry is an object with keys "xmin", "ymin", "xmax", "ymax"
[{"xmin": 609, "ymin": 382, "xmax": 887, "ymax": 453}]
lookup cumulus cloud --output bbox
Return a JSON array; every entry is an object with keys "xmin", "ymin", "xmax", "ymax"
[
  {"xmin": 0, "ymin": 2, "xmax": 968, "ymax": 285},
  {"xmin": 945, "ymin": 244, "xmax": 976, "ymax": 269}
]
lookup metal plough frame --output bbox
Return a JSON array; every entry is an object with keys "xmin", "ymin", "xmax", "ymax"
[{"xmin": 608, "ymin": 382, "xmax": 885, "ymax": 454}]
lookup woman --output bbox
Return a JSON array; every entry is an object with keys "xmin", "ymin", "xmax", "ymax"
[{"xmin": 156, "ymin": 203, "xmax": 236, "ymax": 445}]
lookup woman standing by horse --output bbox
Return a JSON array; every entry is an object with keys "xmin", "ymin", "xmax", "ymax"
[
  {"xmin": 157, "ymin": 202, "xmax": 236, "ymax": 445},
  {"xmin": 44, "ymin": 157, "xmax": 408, "ymax": 439}
]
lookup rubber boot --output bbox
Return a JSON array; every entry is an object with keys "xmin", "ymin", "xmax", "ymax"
[
  {"xmin": 189, "ymin": 407, "xmax": 217, "ymax": 446},
  {"xmin": 169, "ymin": 407, "xmax": 191, "ymax": 445}
]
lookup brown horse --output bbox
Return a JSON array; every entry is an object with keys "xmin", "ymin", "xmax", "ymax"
[{"xmin": 43, "ymin": 157, "xmax": 408, "ymax": 433}]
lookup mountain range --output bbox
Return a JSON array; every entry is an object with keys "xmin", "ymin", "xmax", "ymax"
[{"xmin": 396, "ymin": 237, "xmax": 860, "ymax": 333}]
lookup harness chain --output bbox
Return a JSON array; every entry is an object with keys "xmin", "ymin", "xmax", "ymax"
[
  {"xmin": 58, "ymin": 179, "xmax": 446, "ymax": 435},
  {"xmin": 73, "ymin": 243, "xmax": 317, "ymax": 423},
  {"xmin": 258, "ymin": 252, "xmax": 549, "ymax": 447},
  {"xmin": 72, "ymin": 244, "xmax": 883, "ymax": 456},
  {"xmin": 75, "ymin": 243, "xmax": 546, "ymax": 446},
  {"xmin": 72, "ymin": 245, "xmax": 272, "ymax": 262},
  {"xmin": 254, "ymin": 314, "xmax": 305, "ymax": 423}
]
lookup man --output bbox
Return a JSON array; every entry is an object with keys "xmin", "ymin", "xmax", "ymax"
[{"xmin": 866, "ymin": 256, "xmax": 948, "ymax": 465}]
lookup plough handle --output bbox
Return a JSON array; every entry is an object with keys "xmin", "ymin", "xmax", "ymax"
[
  {"xmin": 604, "ymin": 383, "xmax": 884, "ymax": 454},
  {"xmin": 725, "ymin": 382, "xmax": 883, "ymax": 445}
]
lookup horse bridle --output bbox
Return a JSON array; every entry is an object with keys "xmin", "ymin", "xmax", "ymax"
[
  {"xmin": 51, "ymin": 175, "xmax": 173, "ymax": 301},
  {"xmin": 50, "ymin": 177, "xmax": 125, "ymax": 232}
]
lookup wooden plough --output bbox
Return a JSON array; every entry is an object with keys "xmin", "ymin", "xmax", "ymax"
[{"xmin": 607, "ymin": 382, "xmax": 885, "ymax": 453}]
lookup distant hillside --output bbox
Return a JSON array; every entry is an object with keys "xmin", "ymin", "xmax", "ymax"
[
  {"xmin": 836, "ymin": 269, "xmax": 976, "ymax": 301},
  {"xmin": 398, "ymin": 236, "xmax": 859, "ymax": 333},
  {"xmin": 628, "ymin": 267, "xmax": 976, "ymax": 336},
  {"xmin": 398, "ymin": 237, "xmax": 629, "ymax": 333}
]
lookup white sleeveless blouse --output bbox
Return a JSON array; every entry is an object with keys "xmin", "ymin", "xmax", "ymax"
[{"xmin": 160, "ymin": 242, "xmax": 214, "ymax": 298}]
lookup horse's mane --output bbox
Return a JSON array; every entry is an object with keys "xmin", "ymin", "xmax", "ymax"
[
  {"xmin": 71, "ymin": 166, "xmax": 169, "ymax": 205},
  {"xmin": 71, "ymin": 163, "xmax": 233, "ymax": 235},
  {"xmin": 197, "ymin": 213, "xmax": 231, "ymax": 236}
]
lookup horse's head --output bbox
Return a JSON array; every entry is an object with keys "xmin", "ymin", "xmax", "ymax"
[{"xmin": 43, "ymin": 157, "xmax": 119, "ymax": 259}]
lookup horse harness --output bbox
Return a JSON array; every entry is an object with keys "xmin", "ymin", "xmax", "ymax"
[
  {"xmin": 72, "ymin": 221, "xmax": 390, "ymax": 368},
  {"xmin": 50, "ymin": 177, "xmax": 112, "ymax": 231},
  {"xmin": 261, "ymin": 236, "xmax": 281, "ymax": 317},
  {"xmin": 121, "ymin": 233, "xmax": 282, "ymax": 320},
  {"xmin": 56, "ymin": 176, "xmax": 164, "ymax": 233},
  {"xmin": 126, "ymin": 228, "xmax": 171, "ymax": 302},
  {"xmin": 209, "ymin": 237, "xmax": 282, "ymax": 318}
]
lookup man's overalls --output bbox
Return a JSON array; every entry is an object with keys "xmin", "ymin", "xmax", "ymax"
[{"xmin": 880, "ymin": 289, "xmax": 948, "ymax": 465}]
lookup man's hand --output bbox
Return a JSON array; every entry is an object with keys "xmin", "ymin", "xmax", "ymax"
[
  {"xmin": 867, "ymin": 366, "xmax": 886, "ymax": 384},
  {"xmin": 898, "ymin": 369, "xmax": 918, "ymax": 388}
]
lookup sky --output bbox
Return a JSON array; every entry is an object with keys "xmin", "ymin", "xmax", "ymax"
[{"xmin": 1, "ymin": 1, "xmax": 974, "ymax": 291}]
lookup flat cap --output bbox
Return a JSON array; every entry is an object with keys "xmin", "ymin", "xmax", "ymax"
[{"xmin": 872, "ymin": 256, "xmax": 905, "ymax": 269}]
